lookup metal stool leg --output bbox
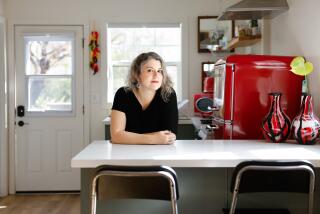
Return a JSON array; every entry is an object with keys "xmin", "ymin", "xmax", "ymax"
[
  {"xmin": 170, "ymin": 179, "xmax": 178, "ymax": 214},
  {"xmin": 229, "ymin": 176, "xmax": 241, "ymax": 214},
  {"xmin": 308, "ymin": 170, "xmax": 315, "ymax": 214},
  {"xmin": 91, "ymin": 175, "xmax": 100, "ymax": 214}
]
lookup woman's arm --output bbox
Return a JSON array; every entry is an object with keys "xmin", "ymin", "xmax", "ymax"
[{"xmin": 110, "ymin": 110, "xmax": 175, "ymax": 144}]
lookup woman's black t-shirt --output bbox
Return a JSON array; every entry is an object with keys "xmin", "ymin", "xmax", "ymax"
[{"xmin": 112, "ymin": 87, "xmax": 178, "ymax": 134}]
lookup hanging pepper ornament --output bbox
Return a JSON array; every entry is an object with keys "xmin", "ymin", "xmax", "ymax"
[{"xmin": 89, "ymin": 31, "xmax": 100, "ymax": 74}]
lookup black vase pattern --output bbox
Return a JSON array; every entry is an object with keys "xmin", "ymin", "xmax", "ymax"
[
  {"xmin": 261, "ymin": 93, "xmax": 291, "ymax": 143},
  {"xmin": 292, "ymin": 93, "xmax": 320, "ymax": 145}
]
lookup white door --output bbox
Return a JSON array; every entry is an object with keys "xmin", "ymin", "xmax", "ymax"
[{"xmin": 15, "ymin": 26, "xmax": 84, "ymax": 191}]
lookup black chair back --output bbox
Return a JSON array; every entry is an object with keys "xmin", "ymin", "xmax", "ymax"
[
  {"xmin": 228, "ymin": 160, "xmax": 315, "ymax": 214},
  {"xmin": 230, "ymin": 160, "xmax": 314, "ymax": 193},
  {"xmin": 91, "ymin": 165, "xmax": 179, "ymax": 214},
  {"xmin": 96, "ymin": 165, "xmax": 179, "ymax": 200}
]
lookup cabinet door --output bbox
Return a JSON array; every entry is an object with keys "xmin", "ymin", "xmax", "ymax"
[
  {"xmin": 177, "ymin": 124, "xmax": 195, "ymax": 140},
  {"xmin": 105, "ymin": 125, "xmax": 111, "ymax": 140}
]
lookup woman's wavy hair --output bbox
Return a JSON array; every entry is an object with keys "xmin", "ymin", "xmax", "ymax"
[{"xmin": 126, "ymin": 52, "xmax": 173, "ymax": 102}]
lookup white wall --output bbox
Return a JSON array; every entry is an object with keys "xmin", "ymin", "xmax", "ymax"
[
  {"xmin": 5, "ymin": 0, "xmax": 234, "ymax": 141},
  {"xmin": 267, "ymin": 0, "xmax": 320, "ymax": 115},
  {"xmin": 0, "ymin": 0, "xmax": 4, "ymax": 17},
  {"xmin": 0, "ymin": 14, "xmax": 8, "ymax": 196}
]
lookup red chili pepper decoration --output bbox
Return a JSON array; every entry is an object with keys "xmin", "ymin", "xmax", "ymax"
[{"xmin": 89, "ymin": 31, "xmax": 100, "ymax": 74}]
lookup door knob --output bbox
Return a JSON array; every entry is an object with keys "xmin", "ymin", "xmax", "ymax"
[{"xmin": 17, "ymin": 121, "xmax": 29, "ymax": 127}]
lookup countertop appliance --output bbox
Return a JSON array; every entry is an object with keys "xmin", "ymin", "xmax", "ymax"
[
  {"xmin": 193, "ymin": 63, "xmax": 215, "ymax": 117},
  {"xmin": 206, "ymin": 54, "xmax": 304, "ymax": 140},
  {"xmin": 193, "ymin": 93, "xmax": 213, "ymax": 117}
]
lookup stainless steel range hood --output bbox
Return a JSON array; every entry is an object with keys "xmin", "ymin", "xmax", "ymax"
[{"xmin": 218, "ymin": 0, "xmax": 289, "ymax": 20}]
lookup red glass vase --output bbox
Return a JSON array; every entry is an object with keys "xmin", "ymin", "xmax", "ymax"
[
  {"xmin": 261, "ymin": 93, "xmax": 291, "ymax": 143},
  {"xmin": 292, "ymin": 93, "xmax": 320, "ymax": 145}
]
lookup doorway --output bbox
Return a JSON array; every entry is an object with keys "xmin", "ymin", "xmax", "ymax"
[{"xmin": 14, "ymin": 25, "xmax": 85, "ymax": 191}]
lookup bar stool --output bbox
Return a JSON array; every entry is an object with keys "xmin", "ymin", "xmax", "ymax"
[
  {"xmin": 227, "ymin": 160, "xmax": 315, "ymax": 214},
  {"xmin": 91, "ymin": 165, "xmax": 179, "ymax": 214}
]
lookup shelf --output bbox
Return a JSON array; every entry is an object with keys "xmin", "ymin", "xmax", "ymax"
[
  {"xmin": 204, "ymin": 45, "xmax": 231, "ymax": 53},
  {"xmin": 227, "ymin": 35, "xmax": 262, "ymax": 49}
]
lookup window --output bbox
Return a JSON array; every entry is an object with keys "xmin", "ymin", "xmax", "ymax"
[
  {"xmin": 107, "ymin": 24, "xmax": 182, "ymax": 102},
  {"xmin": 24, "ymin": 34, "xmax": 74, "ymax": 113}
]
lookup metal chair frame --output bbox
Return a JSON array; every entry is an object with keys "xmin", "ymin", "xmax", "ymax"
[
  {"xmin": 229, "ymin": 161, "xmax": 315, "ymax": 214},
  {"xmin": 91, "ymin": 167, "xmax": 179, "ymax": 214}
]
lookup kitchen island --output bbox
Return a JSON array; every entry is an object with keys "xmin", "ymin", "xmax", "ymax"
[{"xmin": 72, "ymin": 140, "xmax": 320, "ymax": 214}]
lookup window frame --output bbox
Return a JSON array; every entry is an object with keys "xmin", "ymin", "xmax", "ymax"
[
  {"xmin": 23, "ymin": 33, "xmax": 76, "ymax": 117},
  {"xmin": 106, "ymin": 23, "xmax": 182, "ymax": 103}
]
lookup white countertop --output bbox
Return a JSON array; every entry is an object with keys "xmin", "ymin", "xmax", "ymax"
[{"xmin": 71, "ymin": 140, "xmax": 320, "ymax": 168}]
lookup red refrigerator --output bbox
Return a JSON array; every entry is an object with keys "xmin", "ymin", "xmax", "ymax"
[{"xmin": 211, "ymin": 55, "xmax": 304, "ymax": 139}]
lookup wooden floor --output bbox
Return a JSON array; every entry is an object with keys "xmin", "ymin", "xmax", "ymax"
[{"xmin": 0, "ymin": 194, "xmax": 80, "ymax": 214}]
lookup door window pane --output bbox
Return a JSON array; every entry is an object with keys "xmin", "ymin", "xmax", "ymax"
[
  {"xmin": 28, "ymin": 77, "xmax": 72, "ymax": 112},
  {"xmin": 25, "ymin": 37, "xmax": 73, "ymax": 75}
]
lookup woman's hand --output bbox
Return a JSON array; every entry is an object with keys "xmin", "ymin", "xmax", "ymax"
[{"xmin": 149, "ymin": 130, "xmax": 176, "ymax": 144}]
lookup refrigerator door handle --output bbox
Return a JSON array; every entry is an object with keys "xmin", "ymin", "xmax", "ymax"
[{"xmin": 224, "ymin": 120, "xmax": 233, "ymax": 125}]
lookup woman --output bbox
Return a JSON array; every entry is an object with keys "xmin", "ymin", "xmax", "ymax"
[{"xmin": 110, "ymin": 52, "xmax": 178, "ymax": 144}]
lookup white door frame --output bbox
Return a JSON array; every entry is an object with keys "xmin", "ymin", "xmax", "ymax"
[
  {"xmin": 0, "ymin": 16, "xmax": 8, "ymax": 196},
  {"xmin": 7, "ymin": 23, "xmax": 90, "ymax": 194}
]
